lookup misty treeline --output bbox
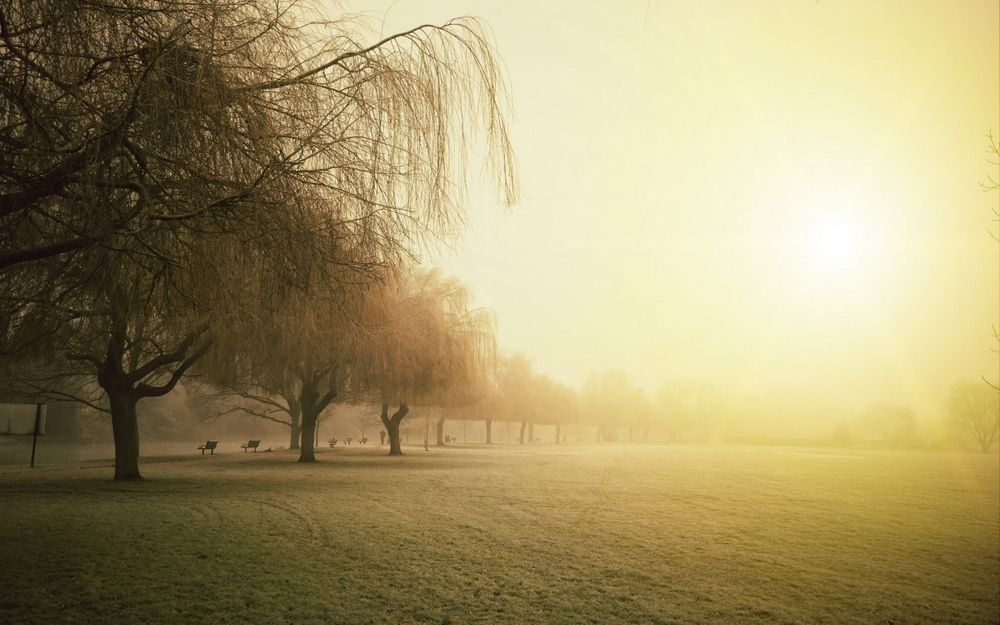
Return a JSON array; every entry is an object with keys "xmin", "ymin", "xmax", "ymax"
[
  {"xmin": 431, "ymin": 364, "xmax": 997, "ymax": 453},
  {"xmin": 0, "ymin": 0, "xmax": 518, "ymax": 479}
]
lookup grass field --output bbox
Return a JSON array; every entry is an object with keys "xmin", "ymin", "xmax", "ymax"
[{"xmin": 0, "ymin": 444, "xmax": 997, "ymax": 625}]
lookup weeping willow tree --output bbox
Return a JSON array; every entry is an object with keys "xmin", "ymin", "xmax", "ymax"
[
  {"xmin": 0, "ymin": 0, "xmax": 517, "ymax": 480},
  {"xmin": 581, "ymin": 370, "xmax": 649, "ymax": 443},
  {"xmin": 433, "ymin": 370, "xmax": 503, "ymax": 445},
  {"xmin": 532, "ymin": 375, "xmax": 580, "ymax": 444},
  {"xmin": 200, "ymin": 244, "xmax": 369, "ymax": 463},
  {"xmin": 493, "ymin": 353, "xmax": 538, "ymax": 444},
  {"xmin": 475, "ymin": 379, "xmax": 503, "ymax": 445},
  {"xmin": 0, "ymin": 0, "xmax": 517, "ymax": 273},
  {"xmin": 433, "ymin": 316, "xmax": 498, "ymax": 446},
  {"xmin": 188, "ymin": 1, "xmax": 518, "ymax": 465},
  {"xmin": 358, "ymin": 269, "xmax": 496, "ymax": 456},
  {"xmin": 0, "ymin": 0, "xmax": 338, "ymax": 479},
  {"xmin": 474, "ymin": 354, "xmax": 579, "ymax": 445}
]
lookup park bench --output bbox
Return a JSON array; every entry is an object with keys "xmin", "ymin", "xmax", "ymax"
[
  {"xmin": 241, "ymin": 439, "xmax": 261, "ymax": 453},
  {"xmin": 197, "ymin": 440, "xmax": 218, "ymax": 455},
  {"xmin": 328, "ymin": 438, "xmax": 337, "ymax": 448}
]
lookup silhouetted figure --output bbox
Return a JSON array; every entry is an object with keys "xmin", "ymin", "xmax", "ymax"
[
  {"xmin": 379, "ymin": 431, "xmax": 386, "ymax": 445},
  {"xmin": 346, "ymin": 436, "xmax": 352, "ymax": 445},
  {"xmin": 360, "ymin": 437, "xmax": 368, "ymax": 445}
]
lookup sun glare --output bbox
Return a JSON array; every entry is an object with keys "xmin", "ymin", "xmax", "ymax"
[
  {"xmin": 814, "ymin": 218, "xmax": 857, "ymax": 264},
  {"xmin": 809, "ymin": 216, "xmax": 864, "ymax": 271}
]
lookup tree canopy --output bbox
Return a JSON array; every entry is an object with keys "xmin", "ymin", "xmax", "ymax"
[{"xmin": 0, "ymin": 0, "xmax": 517, "ymax": 479}]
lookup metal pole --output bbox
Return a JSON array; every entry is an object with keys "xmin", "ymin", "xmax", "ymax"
[{"xmin": 30, "ymin": 403, "xmax": 41, "ymax": 468}]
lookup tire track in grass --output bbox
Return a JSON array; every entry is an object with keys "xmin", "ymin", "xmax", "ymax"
[
  {"xmin": 571, "ymin": 451, "xmax": 625, "ymax": 528},
  {"xmin": 255, "ymin": 496, "xmax": 325, "ymax": 544},
  {"xmin": 187, "ymin": 500, "xmax": 224, "ymax": 527}
]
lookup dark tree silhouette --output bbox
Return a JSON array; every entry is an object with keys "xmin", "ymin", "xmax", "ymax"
[{"xmin": 0, "ymin": 0, "xmax": 517, "ymax": 479}]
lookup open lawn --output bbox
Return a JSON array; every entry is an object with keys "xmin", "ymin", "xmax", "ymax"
[{"xmin": 0, "ymin": 444, "xmax": 997, "ymax": 625}]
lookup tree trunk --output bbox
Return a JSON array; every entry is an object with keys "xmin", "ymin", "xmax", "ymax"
[
  {"xmin": 93, "ymin": 318, "xmax": 206, "ymax": 481},
  {"xmin": 485, "ymin": 419, "xmax": 493, "ymax": 444},
  {"xmin": 298, "ymin": 383, "xmax": 318, "ymax": 463},
  {"xmin": 289, "ymin": 418, "xmax": 301, "ymax": 450},
  {"xmin": 296, "ymin": 378, "xmax": 336, "ymax": 463},
  {"xmin": 381, "ymin": 403, "xmax": 408, "ymax": 456},
  {"xmin": 299, "ymin": 407, "xmax": 317, "ymax": 463},
  {"xmin": 108, "ymin": 390, "xmax": 142, "ymax": 481},
  {"xmin": 288, "ymin": 400, "xmax": 302, "ymax": 450},
  {"xmin": 387, "ymin": 419, "xmax": 402, "ymax": 455},
  {"xmin": 518, "ymin": 420, "xmax": 527, "ymax": 444},
  {"xmin": 555, "ymin": 423, "xmax": 561, "ymax": 444},
  {"xmin": 436, "ymin": 416, "xmax": 446, "ymax": 446},
  {"xmin": 528, "ymin": 422, "xmax": 534, "ymax": 443}
]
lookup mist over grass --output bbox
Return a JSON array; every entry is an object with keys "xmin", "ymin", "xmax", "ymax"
[{"xmin": 1, "ymin": 445, "xmax": 996, "ymax": 625}]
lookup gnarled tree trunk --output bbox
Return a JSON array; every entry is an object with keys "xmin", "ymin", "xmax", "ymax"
[
  {"xmin": 108, "ymin": 389, "xmax": 142, "ymax": 481},
  {"xmin": 380, "ymin": 403, "xmax": 409, "ymax": 456},
  {"xmin": 296, "ymin": 377, "xmax": 336, "ymax": 463},
  {"xmin": 92, "ymin": 320, "xmax": 208, "ymax": 481},
  {"xmin": 436, "ymin": 416, "xmax": 446, "ymax": 446},
  {"xmin": 388, "ymin": 419, "xmax": 402, "ymax": 454},
  {"xmin": 299, "ymin": 410, "xmax": 317, "ymax": 462},
  {"xmin": 286, "ymin": 395, "xmax": 302, "ymax": 450}
]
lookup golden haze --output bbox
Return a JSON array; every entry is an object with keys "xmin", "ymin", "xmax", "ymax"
[{"xmin": 346, "ymin": 0, "xmax": 1000, "ymax": 431}]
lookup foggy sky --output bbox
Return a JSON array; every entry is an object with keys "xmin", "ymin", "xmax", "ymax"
[{"xmin": 344, "ymin": 0, "xmax": 1000, "ymax": 422}]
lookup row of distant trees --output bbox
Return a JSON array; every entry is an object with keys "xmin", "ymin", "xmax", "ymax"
[
  {"xmin": 198, "ymin": 268, "xmax": 497, "ymax": 459},
  {"xmin": 376, "ymin": 361, "xmax": 998, "ymax": 454},
  {"xmin": 0, "ymin": 0, "xmax": 518, "ymax": 480}
]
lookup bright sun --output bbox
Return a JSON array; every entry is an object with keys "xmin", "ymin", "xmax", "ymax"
[{"xmin": 809, "ymin": 217, "xmax": 862, "ymax": 271}]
